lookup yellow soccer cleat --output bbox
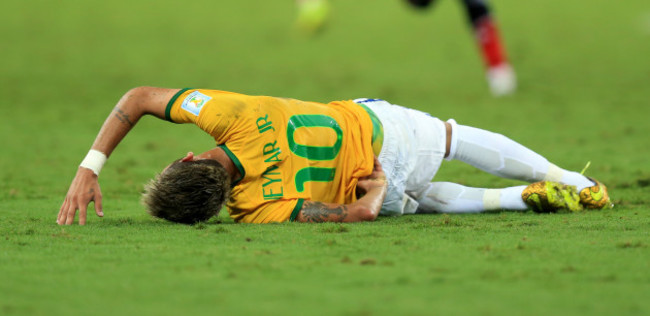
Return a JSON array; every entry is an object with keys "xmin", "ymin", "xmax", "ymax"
[
  {"xmin": 522, "ymin": 181, "xmax": 584, "ymax": 213},
  {"xmin": 579, "ymin": 178, "xmax": 613, "ymax": 209}
]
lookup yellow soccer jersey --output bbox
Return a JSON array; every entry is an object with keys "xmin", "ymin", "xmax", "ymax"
[{"xmin": 165, "ymin": 88, "xmax": 377, "ymax": 223}]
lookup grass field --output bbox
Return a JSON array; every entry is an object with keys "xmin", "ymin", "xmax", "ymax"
[{"xmin": 1, "ymin": 0, "xmax": 649, "ymax": 315}]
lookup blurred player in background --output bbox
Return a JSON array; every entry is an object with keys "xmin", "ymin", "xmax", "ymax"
[
  {"xmin": 295, "ymin": 0, "xmax": 331, "ymax": 34},
  {"xmin": 407, "ymin": 0, "xmax": 516, "ymax": 96},
  {"xmin": 58, "ymin": 87, "xmax": 611, "ymax": 225},
  {"xmin": 295, "ymin": 0, "xmax": 516, "ymax": 96}
]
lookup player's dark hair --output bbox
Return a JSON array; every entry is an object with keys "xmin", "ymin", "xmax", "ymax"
[{"xmin": 142, "ymin": 159, "xmax": 230, "ymax": 224}]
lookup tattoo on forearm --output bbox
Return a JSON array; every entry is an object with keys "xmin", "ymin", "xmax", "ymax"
[
  {"xmin": 301, "ymin": 201, "xmax": 348, "ymax": 223},
  {"xmin": 113, "ymin": 107, "xmax": 134, "ymax": 127}
]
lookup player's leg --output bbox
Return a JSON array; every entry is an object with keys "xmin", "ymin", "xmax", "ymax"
[
  {"xmin": 415, "ymin": 182, "xmax": 526, "ymax": 213},
  {"xmin": 373, "ymin": 104, "xmax": 544, "ymax": 214},
  {"xmin": 446, "ymin": 119, "xmax": 594, "ymax": 190},
  {"xmin": 461, "ymin": 0, "xmax": 516, "ymax": 96},
  {"xmin": 414, "ymin": 181, "xmax": 586, "ymax": 213},
  {"xmin": 443, "ymin": 120, "xmax": 611, "ymax": 209}
]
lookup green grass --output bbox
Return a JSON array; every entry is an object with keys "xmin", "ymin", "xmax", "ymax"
[{"xmin": 1, "ymin": 0, "xmax": 649, "ymax": 315}]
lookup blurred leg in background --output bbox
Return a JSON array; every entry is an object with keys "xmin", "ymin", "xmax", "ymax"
[
  {"xmin": 462, "ymin": 0, "xmax": 516, "ymax": 96},
  {"xmin": 296, "ymin": 0, "xmax": 517, "ymax": 96},
  {"xmin": 408, "ymin": 0, "xmax": 516, "ymax": 96}
]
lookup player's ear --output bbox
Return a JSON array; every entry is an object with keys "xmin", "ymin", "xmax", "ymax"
[{"xmin": 181, "ymin": 152, "xmax": 195, "ymax": 162}]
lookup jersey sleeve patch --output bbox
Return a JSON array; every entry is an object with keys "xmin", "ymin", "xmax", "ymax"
[{"xmin": 181, "ymin": 91, "xmax": 212, "ymax": 116}]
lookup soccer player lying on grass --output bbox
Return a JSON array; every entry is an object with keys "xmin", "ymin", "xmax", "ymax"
[{"xmin": 58, "ymin": 87, "xmax": 612, "ymax": 225}]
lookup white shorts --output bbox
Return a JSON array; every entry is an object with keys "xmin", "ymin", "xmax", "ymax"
[{"xmin": 354, "ymin": 98, "xmax": 447, "ymax": 216}]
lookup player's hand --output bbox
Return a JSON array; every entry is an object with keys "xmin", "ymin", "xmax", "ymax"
[
  {"xmin": 58, "ymin": 167, "xmax": 104, "ymax": 225},
  {"xmin": 357, "ymin": 156, "xmax": 387, "ymax": 195}
]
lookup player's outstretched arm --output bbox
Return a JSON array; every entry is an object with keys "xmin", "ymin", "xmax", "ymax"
[
  {"xmin": 296, "ymin": 157, "xmax": 387, "ymax": 223},
  {"xmin": 58, "ymin": 87, "xmax": 180, "ymax": 225}
]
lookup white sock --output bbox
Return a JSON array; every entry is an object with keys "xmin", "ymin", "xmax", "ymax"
[
  {"xmin": 545, "ymin": 164, "xmax": 594, "ymax": 192},
  {"xmin": 414, "ymin": 182, "xmax": 528, "ymax": 213},
  {"xmin": 446, "ymin": 121, "xmax": 593, "ymax": 191}
]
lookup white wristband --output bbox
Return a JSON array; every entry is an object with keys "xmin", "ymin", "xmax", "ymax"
[{"xmin": 80, "ymin": 149, "xmax": 107, "ymax": 176}]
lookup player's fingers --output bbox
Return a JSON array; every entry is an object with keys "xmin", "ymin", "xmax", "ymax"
[
  {"xmin": 78, "ymin": 202, "xmax": 87, "ymax": 225},
  {"xmin": 373, "ymin": 156, "xmax": 383, "ymax": 171},
  {"xmin": 60, "ymin": 200, "xmax": 74, "ymax": 225},
  {"xmin": 65, "ymin": 203, "xmax": 80, "ymax": 225},
  {"xmin": 56, "ymin": 202, "xmax": 65, "ymax": 224},
  {"xmin": 58, "ymin": 199, "xmax": 68, "ymax": 224},
  {"xmin": 60, "ymin": 208, "xmax": 69, "ymax": 225},
  {"xmin": 63, "ymin": 207, "xmax": 72, "ymax": 225},
  {"xmin": 95, "ymin": 193, "xmax": 104, "ymax": 217}
]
